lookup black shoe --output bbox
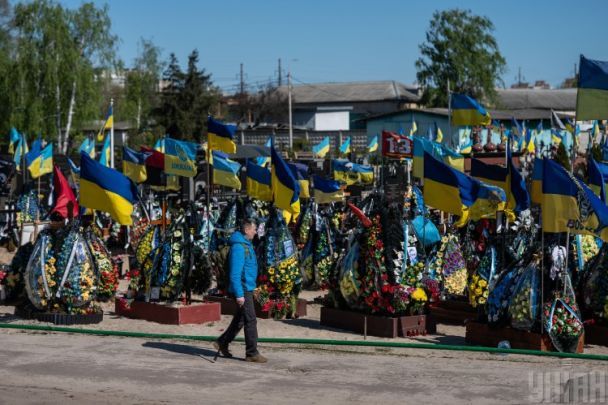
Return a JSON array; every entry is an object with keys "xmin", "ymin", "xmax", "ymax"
[
  {"xmin": 213, "ymin": 340, "xmax": 233, "ymax": 358},
  {"xmin": 245, "ymin": 353, "xmax": 268, "ymax": 363}
]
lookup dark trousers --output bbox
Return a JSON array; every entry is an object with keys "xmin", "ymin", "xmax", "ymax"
[{"xmin": 218, "ymin": 291, "xmax": 258, "ymax": 356}]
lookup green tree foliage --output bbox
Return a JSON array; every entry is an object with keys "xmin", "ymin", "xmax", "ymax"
[
  {"xmin": 156, "ymin": 50, "xmax": 220, "ymax": 142},
  {"xmin": 415, "ymin": 9, "xmax": 506, "ymax": 107},
  {"xmin": 9, "ymin": 0, "xmax": 116, "ymax": 153}
]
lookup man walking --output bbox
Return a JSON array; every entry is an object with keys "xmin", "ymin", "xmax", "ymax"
[{"xmin": 214, "ymin": 218, "xmax": 267, "ymax": 363}]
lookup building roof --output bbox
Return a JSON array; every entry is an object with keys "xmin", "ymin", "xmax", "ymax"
[
  {"xmin": 277, "ymin": 80, "xmax": 420, "ymax": 104},
  {"xmin": 495, "ymin": 88, "xmax": 576, "ymax": 111}
]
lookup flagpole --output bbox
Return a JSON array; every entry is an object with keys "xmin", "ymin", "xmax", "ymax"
[
  {"xmin": 447, "ymin": 80, "xmax": 452, "ymax": 148},
  {"xmin": 110, "ymin": 98, "xmax": 115, "ymax": 169}
]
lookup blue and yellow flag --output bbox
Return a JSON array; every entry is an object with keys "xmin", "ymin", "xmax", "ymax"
[
  {"xmin": 79, "ymin": 137, "xmax": 95, "ymax": 159},
  {"xmin": 551, "ymin": 129, "xmax": 564, "ymax": 145},
  {"xmin": 410, "ymin": 120, "xmax": 418, "ymax": 136},
  {"xmin": 122, "ymin": 146, "xmax": 148, "ymax": 183},
  {"xmin": 506, "ymin": 139, "xmax": 530, "ymax": 213},
  {"xmin": 451, "ymin": 94, "xmax": 491, "ymax": 126},
  {"xmin": 246, "ymin": 160, "xmax": 272, "ymax": 201},
  {"xmin": 531, "ymin": 158, "xmax": 543, "ymax": 205},
  {"xmin": 313, "ymin": 175, "xmax": 344, "ymax": 204},
  {"xmin": 68, "ymin": 158, "xmax": 80, "ymax": 177},
  {"xmin": 577, "ymin": 55, "xmax": 608, "ymax": 120},
  {"xmin": 80, "ymin": 152, "xmax": 137, "ymax": 225},
  {"xmin": 212, "ymin": 151, "xmax": 241, "ymax": 190},
  {"xmin": 8, "ymin": 128, "xmax": 19, "ymax": 154},
  {"xmin": 313, "ymin": 136, "xmax": 330, "ymax": 158},
  {"xmin": 288, "ymin": 162, "xmax": 310, "ymax": 199},
  {"xmin": 99, "ymin": 134, "xmax": 111, "ymax": 167},
  {"xmin": 97, "ymin": 105, "xmax": 113, "ymax": 142},
  {"xmin": 13, "ymin": 133, "xmax": 28, "ymax": 171},
  {"xmin": 413, "ymin": 137, "xmax": 464, "ymax": 178},
  {"xmin": 333, "ymin": 159, "xmax": 359, "ymax": 185},
  {"xmin": 434, "ymin": 123, "xmax": 443, "ymax": 143},
  {"xmin": 38, "ymin": 144, "xmax": 53, "ymax": 178},
  {"xmin": 25, "ymin": 138, "xmax": 42, "ymax": 178},
  {"xmin": 271, "ymin": 145, "xmax": 300, "ymax": 223},
  {"xmin": 368, "ymin": 135, "xmax": 378, "ymax": 153},
  {"xmin": 164, "ymin": 138, "xmax": 198, "ymax": 177},
  {"xmin": 588, "ymin": 157, "xmax": 606, "ymax": 202},
  {"xmin": 541, "ymin": 158, "xmax": 608, "ymax": 241},
  {"xmin": 154, "ymin": 137, "xmax": 165, "ymax": 153},
  {"xmin": 424, "ymin": 152, "xmax": 506, "ymax": 226},
  {"xmin": 207, "ymin": 116, "xmax": 237, "ymax": 154},
  {"xmin": 460, "ymin": 139, "xmax": 473, "ymax": 154},
  {"xmin": 352, "ymin": 163, "xmax": 374, "ymax": 184},
  {"xmin": 339, "ymin": 137, "xmax": 351, "ymax": 155},
  {"xmin": 256, "ymin": 137, "xmax": 272, "ymax": 167}
]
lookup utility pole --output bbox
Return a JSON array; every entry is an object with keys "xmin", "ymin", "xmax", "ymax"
[
  {"xmin": 288, "ymin": 68, "xmax": 293, "ymax": 150},
  {"xmin": 240, "ymin": 63, "xmax": 244, "ymax": 95},
  {"xmin": 278, "ymin": 58, "xmax": 282, "ymax": 86}
]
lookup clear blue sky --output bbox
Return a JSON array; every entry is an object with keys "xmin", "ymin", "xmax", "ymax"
[{"xmin": 59, "ymin": 0, "xmax": 608, "ymax": 93}]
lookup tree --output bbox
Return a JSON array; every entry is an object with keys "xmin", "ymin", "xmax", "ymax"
[
  {"xmin": 415, "ymin": 9, "xmax": 506, "ymax": 107},
  {"xmin": 10, "ymin": 0, "xmax": 116, "ymax": 153},
  {"xmin": 156, "ymin": 53, "xmax": 184, "ymax": 138},
  {"xmin": 156, "ymin": 50, "xmax": 220, "ymax": 141},
  {"xmin": 124, "ymin": 38, "xmax": 164, "ymax": 131}
]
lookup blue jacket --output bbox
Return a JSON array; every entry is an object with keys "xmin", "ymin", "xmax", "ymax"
[{"xmin": 228, "ymin": 231, "xmax": 258, "ymax": 298}]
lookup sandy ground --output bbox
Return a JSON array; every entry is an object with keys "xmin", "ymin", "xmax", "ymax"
[{"xmin": 0, "ymin": 329, "xmax": 605, "ymax": 405}]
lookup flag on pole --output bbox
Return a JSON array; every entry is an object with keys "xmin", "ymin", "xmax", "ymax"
[
  {"xmin": 97, "ymin": 105, "xmax": 113, "ymax": 142},
  {"xmin": 256, "ymin": 137, "xmax": 272, "ymax": 167},
  {"xmin": 50, "ymin": 165, "xmax": 79, "ymax": 219},
  {"xmin": 79, "ymin": 152, "xmax": 137, "ymax": 225},
  {"xmin": 339, "ymin": 137, "xmax": 351, "ymax": 155},
  {"xmin": 313, "ymin": 175, "xmax": 344, "ymax": 204},
  {"xmin": 100, "ymin": 134, "xmax": 111, "ymax": 166},
  {"xmin": 271, "ymin": 145, "xmax": 300, "ymax": 223},
  {"xmin": 207, "ymin": 116, "xmax": 237, "ymax": 154},
  {"xmin": 368, "ymin": 135, "xmax": 378, "ymax": 153},
  {"xmin": 212, "ymin": 151, "xmax": 241, "ymax": 190},
  {"xmin": 122, "ymin": 146, "xmax": 148, "ymax": 183},
  {"xmin": 450, "ymin": 94, "xmax": 491, "ymax": 126},
  {"xmin": 434, "ymin": 123, "xmax": 443, "ymax": 143},
  {"xmin": 246, "ymin": 160, "xmax": 272, "ymax": 201},
  {"xmin": 312, "ymin": 137, "xmax": 330, "ymax": 158}
]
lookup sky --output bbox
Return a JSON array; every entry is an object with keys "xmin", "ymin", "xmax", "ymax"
[{"xmin": 59, "ymin": 0, "xmax": 608, "ymax": 93}]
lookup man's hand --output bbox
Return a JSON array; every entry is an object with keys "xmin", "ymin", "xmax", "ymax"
[{"xmin": 236, "ymin": 297, "xmax": 245, "ymax": 306}]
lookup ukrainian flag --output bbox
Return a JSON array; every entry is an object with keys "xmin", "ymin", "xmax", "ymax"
[
  {"xmin": 368, "ymin": 135, "xmax": 378, "ymax": 153},
  {"xmin": 471, "ymin": 158, "xmax": 507, "ymax": 190},
  {"xmin": 551, "ymin": 129, "xmax": 564, "ymax": 145},
  {"xmin": 312, "ymin": 137, "xmax": 330, "ymax": 158},
  {"xmin": 25, "ymin": 138, "xmax": 42, "ymax": 178},
  {"xmin": 414, "ymin": 137, "xmax": 464, "ymax": 178},
  {"xmin": 68, "ymin": 158, "xmax": 80, "ymax": 176},
  {"xmin": 100, "ymin": 134, "xmax": 111, "ymax": 166},
  {"xmin": 256, "ymin": 137, "xmax": 272, "ymax": 167},
  {"xmin": 439, "ymin": 144, "xmax": 465, "ymax": 173},
  {"xmin": 212, "ymin": 151, "xmax": 241, "ymax": 190},
  {"xmin": 434, "ymin": 123, "xmax": 443, "ymax": 143},
  {"xmin": 271, "ymin": 145, "xmax": 300, "ymax": 223},
  {"xmin": 164, "ymin": 138, "xmax": 198, "ymax": 177},
  {"xmin": 541, "ymin": 158, "xmax": 608, "ymax": 241},
  {"xmin": 333, "ymin": 159, "xmax": 359, "ymax": 185},
  {"xmin": 577, "ymin": 55, "xmax": 608, "ymax": 120},
  {"xmin": 13, "ymin": 133, "xmax": 28, "ymax": 171},
  {"xmin": 352, "ymin": 163, "xmax": 374, "ymax": 184},
  {"xmin": 97, "ymin": 105, "xmax": 113, "ymax": 142},
  {"xmin": 154, "ymin": 137, "xmax": 165, "ymax": 153},
  {"xmin": 79, "ymin": 152, "xmax": 137, "ymax": 225},
  {"xmin": 339, "ymin": 137, "xmax": 351, "ymax": 155},
  {"xmin": 79, "ymin": 137, "xmax": 95, "ymax": 158},
  {"xmin": 207, "ymin": 116, "xmax": 237, "ymax": 154},
  {"xmin": 122, "ymin": 146, "xmax": 148, "ymax": 183},
  {"xmin": 38, "ymin": 144, "xmax": 53, "ymax": 178},
  {"xmin": 525, "ymin": 129, "xmax": 536, "ymax": 154},
  {"xmin": 531, "ymin": 158, "xmax": 543, "ymax": 205},
  {"xmin": 246, "ymin": 160, "xmax": 272, "ymax": 201},
  {"xmin": 288, "ymin": 163, "xmax": 310, "ymax": 199},
  {"xmin": 451, "ymin": 94, "xmax": 491, "ymax": 126},
  {"xmin": 588, "ymin": 157, "xmax": 606, "ymax": 202},
  {"xmin": 506, "ymin": 141, "xmax": 530, "ymax": 213},
  {"xmin": 423, "ymin": 152, "xmax": 505, "ymax": 226},
  {"xmin": 313, "ymin": 175, "xmax": 344, "ymax": 204},
  {"xmin": 410, "ymin": 120, "xmax": 418, "ymax": 136},
  {"xmin": 8, "ymin": 128, "xmax": 19, "ymax": 154}
]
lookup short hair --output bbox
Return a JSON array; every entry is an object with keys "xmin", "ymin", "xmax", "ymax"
[{"xmin": 241, "ymin": 218, "xmax": 257, "ymax": 231}]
